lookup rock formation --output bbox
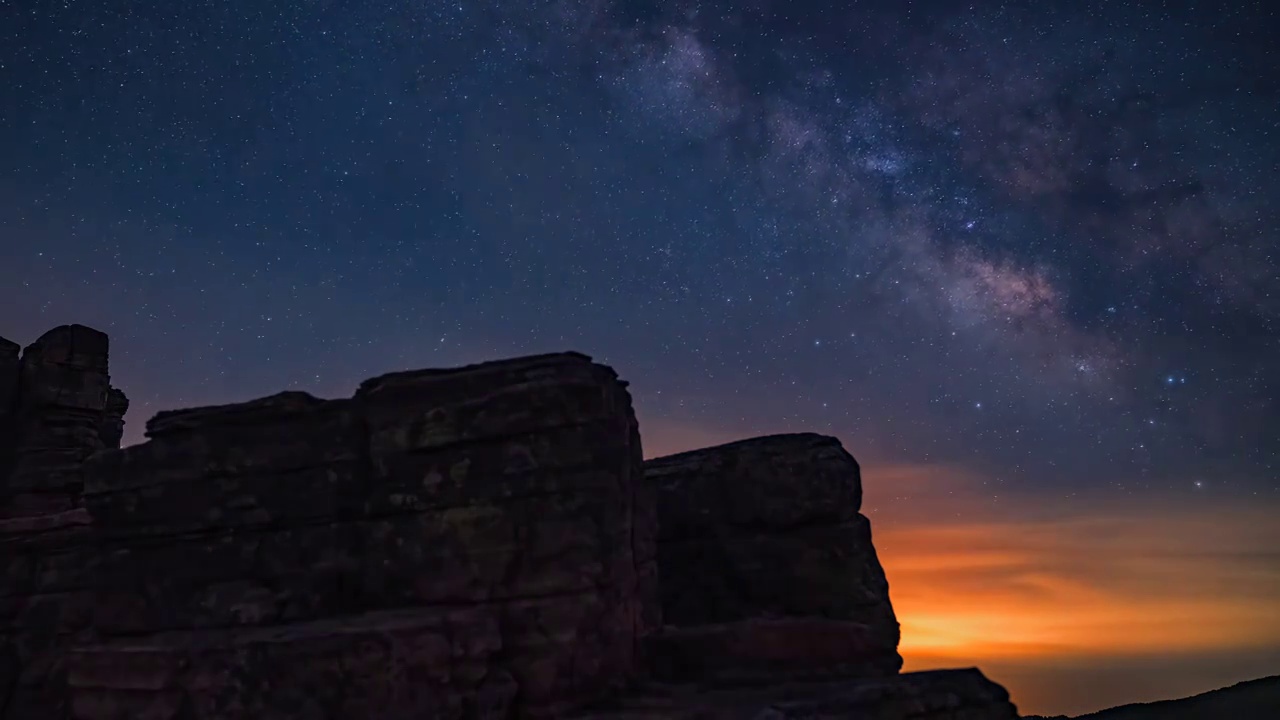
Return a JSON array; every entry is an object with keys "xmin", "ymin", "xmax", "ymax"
[
  {"xmin": 645, "ymin": 434, "xmax": 901, "ymax": 683},
  {"xmin": 74, "ymin": 352, "xmax": 654, "ymax": 720},
  {"xmin": 0, "ymin": 325, "xmax": 128, "ymax": 517},
  {"xmin": 1, "ymin": 324, "xmax": 1020, "ymax": 720},
  {"xmin": 1, "ymin": 326, "xmax": 129, "ymax": 719}
]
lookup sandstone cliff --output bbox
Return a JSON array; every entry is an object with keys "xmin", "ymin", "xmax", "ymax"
[{"xmin": 1, "ymin": 324, "xmax": 1019, "ymax": 720}]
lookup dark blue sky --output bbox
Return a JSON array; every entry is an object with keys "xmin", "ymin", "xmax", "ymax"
[{"xmin": 3, "ymin": 0, "xmax": 1277, "ymax": 496}]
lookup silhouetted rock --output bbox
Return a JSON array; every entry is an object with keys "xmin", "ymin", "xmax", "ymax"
[
  {"xmin": 73, "ymin": 352, "xmax": 653, "ymax": 719},
  {"xmin": 646, "ymin": 618, "xmax": 897, "ymax": 686},
  {"xmin": 0, "ymin": 326, "xmax": 127, "ymax": 720},
  {"xmin": 644, "ymin": 433, "xmax": 902, "ymax": 679},
  {"xmin": 96, "ymin": 389, "xmax": 128, "ymax": 453},
  {"xmin": 3, "ymin": 325, "xmax": 127, "ymax": 517},
  {"xmin": 2, "ymin": 325, "xmax": 1022, "ymax": 720}
]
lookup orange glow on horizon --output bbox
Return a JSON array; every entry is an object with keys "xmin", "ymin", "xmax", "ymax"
[
  {"xmin": 640, "ymin": 423, "xmax": 1280, "ymax": 717},
  {"xmin": 864, "ymin": 462, "xmax": 1280, "ymax": 716}
]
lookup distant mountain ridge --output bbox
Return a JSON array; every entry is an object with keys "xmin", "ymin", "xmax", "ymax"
[{"xmin": 1023, "ymin": 674, "xmax": 1280, "ymax": 720}]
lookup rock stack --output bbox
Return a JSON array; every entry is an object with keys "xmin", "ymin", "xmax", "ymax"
[
  {"xmin": 0, "ymin": 326, "xmax": 129, "ymax": 719},
  {"xmin": 644, "ymin": 433, "xmax": 902, "ymax": 684},
  {"xmin": 1, "ymin": 326, "xmax": 128, "ymax": 517},
  {"xmin": 570, "ymin": 435, "xmax": 1016, "ymax": 718},
  {"xmin": 0, "ymin": 324, "xmax": 1019, "ymax": 720}
]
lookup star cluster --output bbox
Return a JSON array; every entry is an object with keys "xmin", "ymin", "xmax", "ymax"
[{"xmin": 2, "ymin": 0, "xmax": 1276, "ymax": 496}]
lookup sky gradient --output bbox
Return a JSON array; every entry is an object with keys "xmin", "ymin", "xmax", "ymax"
[{"xmin": 3, "ymin": 1, "xmax": 1278, "ymax": 715}]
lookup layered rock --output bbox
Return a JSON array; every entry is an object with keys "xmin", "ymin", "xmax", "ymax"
[
  {"xmin": 613, "ymin": 434, "xmax": 1016, "ymax": 720},
  {"xmin": 0, "ymin": 326, "xmax": 128, "ymax": 720},
  {"xmin": 1, "ymin": 325, "xmax": 128, "ymax": 517},
  {"xmin": 2, "ymin": 324, "xmax": 1021, "ymax": 720},
  {"xmin": 72, "ymin": 352, "xmax": 655, "ymax": 719},
  {"xmin": 643, "ymin": 433, "xmax": 902, "ymax": 681}
]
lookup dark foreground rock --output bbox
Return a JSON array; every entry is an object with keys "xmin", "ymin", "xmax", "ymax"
[
  {"xmin": 73, "ymin": 351, "xmax": 653, "ymax": 719},
  {"xmin": 1, "ymin": 325, "xmax": 128, "ymax": 517},
  {"xmin": 570, "ymin": 669, "xmax": 1018, "ymax": 719},
  {"xmin": 1, "ymin": 324, "xmax": 1020, "ymax": 720},
  {"xmin": 1, "ymin": 326, "xmax": 128, "ymax": 719},
  {"xmin": 646, "ymin": 618, "xmax": 896, "ymax": 686},
  {"xmin": 645, "ymin": 434, "xmax": 902, "ymax": 678}
]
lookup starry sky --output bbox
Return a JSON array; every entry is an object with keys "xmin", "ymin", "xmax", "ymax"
[{"xmin": 3, "ymin": 0, "xmax": 1278, "ymax": 715}]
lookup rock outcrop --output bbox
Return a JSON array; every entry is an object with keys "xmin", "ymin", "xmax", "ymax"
[
  {"xmin": 645, "ymin": 434, "xmax": 901, "ymax": 682},
  {"xmin": 1, "ymin": 325, "xmax": 128, "ymax": 516},
  {"xmin": 616, "ymin": 435, "xmax": 1016, "ymax": 719},
  {"xmin": 1, "ymin": 324, "xmax": 1019, "ymax": 720},
  {"xmin": 73, "ymin": 352, "xmax": 654, "ymax": 719},
  {"xmin": 0, "ymin": 326, "xmax": 129, "ymax": 719}
]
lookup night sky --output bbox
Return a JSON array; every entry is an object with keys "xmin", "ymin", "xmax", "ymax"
[{"xmin": 3, "ymin": 1, "xmax": 1279, "ymax": 715}]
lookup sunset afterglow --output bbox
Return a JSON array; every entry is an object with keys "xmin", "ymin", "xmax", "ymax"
[
  {"xmin": 866, "ymin": 463, "xmax": 1280, "ymax": 716},
  {"xmin": 8, "ymin": 1, "xmax": 1279, "ymax": 716},
  {"xmin": 645, "ymin": 426, "xmax": 1280, "ymax": 717}
]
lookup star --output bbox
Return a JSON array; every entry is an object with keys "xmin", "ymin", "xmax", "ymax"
[{"xmin": 2, "ymin": 3, "xmax": 1277, "ymax": 716}]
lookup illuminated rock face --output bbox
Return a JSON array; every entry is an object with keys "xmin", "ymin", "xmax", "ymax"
[{"xmin": 1, "ymin": 325, "xmax": 1019, "ymax": 720}]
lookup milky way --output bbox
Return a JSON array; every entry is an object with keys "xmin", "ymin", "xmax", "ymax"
[{"xmin": 2, "ymin": 0, "xmax": 1276, "ymax": 495}]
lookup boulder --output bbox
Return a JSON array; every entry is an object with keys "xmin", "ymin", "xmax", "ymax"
[{"xmin": 644, "ymin": 433, "xmax": 901, "ymax": 678}]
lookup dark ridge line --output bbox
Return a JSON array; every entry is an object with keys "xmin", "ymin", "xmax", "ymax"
[
  {"xmin": 356, "ymin": 350, "xmax": 604, "ymax": 395},
  {"xmin": 1056, "ymin": 674, "xmax": 1280, "ymax": 720},
  {"xmin": 643, "ymin": 432, "xmax": 848, "ymax": 465},
  {"xmin": 144, "ymin": 391, "xmax": 338, "ymax": 435},
  {"xmin": 141, "ymin": 353, "xmax": 622, "ymax": 437}
]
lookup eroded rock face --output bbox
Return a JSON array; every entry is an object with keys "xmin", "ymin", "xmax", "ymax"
[
  {"xmin": 73, "ymin": 352, "xmax": 655, "ymax": 719},
  {"xmin": 644, "ymin": 433, "xmax": 902, "ymax": 679},
  {"xmin": 0, "ymin": 326, "xmax": 128, "ymax": 720}
]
